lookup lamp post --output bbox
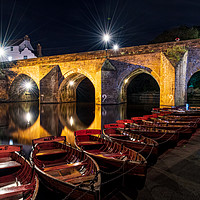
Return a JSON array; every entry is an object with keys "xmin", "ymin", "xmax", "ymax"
[{"xmin": 103, "ymin": 33, "xmax": 110, "ymax": 58}]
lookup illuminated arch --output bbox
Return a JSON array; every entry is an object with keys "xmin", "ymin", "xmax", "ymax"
[
  {"xmin": 58, "ymin": 72, "xmax": 95, "ymax": 103},
  {"xmin": 8, "ymin": 74, "xmax": 39, "ymax": 101},
  {"xmin": 118, "ymin": 68, "xmax": 160, "ymax": 103},
  {"xmin": 187, "ymin": 70, "xmax": 200, "ymax": 105}
]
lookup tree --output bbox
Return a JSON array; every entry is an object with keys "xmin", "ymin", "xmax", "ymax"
[{"xmin": 151, "ymin": 26, "xmax": 199, "ymax": 44}]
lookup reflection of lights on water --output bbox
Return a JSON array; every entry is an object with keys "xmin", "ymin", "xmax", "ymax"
[
  {"xmin": 70, "ymin": 116, "xmax": 74, "ymax": 126},
  {"xmin": 9, "ymin": 139, "xmax": 13, "ymax": 145},
  {"xmin": 26, "ymin": 112, "xmax": 31, "ymax": 123}
]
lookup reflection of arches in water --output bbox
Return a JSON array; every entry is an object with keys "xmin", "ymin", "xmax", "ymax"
[
  {"xmin": 58, "ymin": 103, "xmax": 95, "ymax": 132},
  {"xmin": 187, "ymin": 71, "xmax": 200, "ymax": 105},
  {"xmin": 126, "ymin": 73, "xmax": 160, "ymax": 105},
  {"xmin": 59, "ymin": 73, "xmax": 95, "ymax": 103},
  {"xmin": 9, "ymin": 102, "xmax": 39, "ymax": 130},
  {"xmin": 8, "ymin": 74, "xmax": 39, "ymax": 101},
  {"xmin": 40, "ymin": 104, "xmax": 63, "ymax": 136}
]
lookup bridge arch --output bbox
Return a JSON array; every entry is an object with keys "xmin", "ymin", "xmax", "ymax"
[
  {"xmin": 187, "ymin": 70, "xmax": 200, "ymax": 105},
  {"xmin": 8, "ymin": 74, "xmax": 39, "ymax": 101},
  {"xmin": 118, "ymin": 68, "xmax": 160, "ymax": 103},
  {"xmin": 58, "ymin": 71, "xmax": 95, "ymax": 103}
]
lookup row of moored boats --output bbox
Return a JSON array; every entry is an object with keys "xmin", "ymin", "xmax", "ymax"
[{"xmin": 0, "ymin": 107, "xmax": 199, "ymax": 200}]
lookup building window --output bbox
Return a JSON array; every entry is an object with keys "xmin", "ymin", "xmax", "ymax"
[
  {"xmin": 11, "ymin": 46, "xmax": 13, "ymax": 51},
  {"xmin": 24, "ymin": 55, "xmax": 28, "ymax": 59}
]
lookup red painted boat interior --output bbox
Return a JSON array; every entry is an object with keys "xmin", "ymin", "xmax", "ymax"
[{"xmin": 0, "ymin": 146, "xmax": 37, "ymax": 199}]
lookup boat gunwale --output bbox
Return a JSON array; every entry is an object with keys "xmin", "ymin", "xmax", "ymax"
[{"xmin": 30, "ymin": 141, "xmax": 101, "ymax": 196}]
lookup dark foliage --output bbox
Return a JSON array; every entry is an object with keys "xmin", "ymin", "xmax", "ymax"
[{"xmin": 151, "ymin": 26, "xmax": 199, "ymax": 44}]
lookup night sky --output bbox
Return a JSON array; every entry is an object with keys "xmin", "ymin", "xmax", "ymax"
[{"xmin": 1, "ymin": 0, "xmax": 200, "ymax": 56}]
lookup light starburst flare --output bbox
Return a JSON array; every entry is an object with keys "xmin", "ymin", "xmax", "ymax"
[
  {"xmin": 103, "ymin": 34, "xmax": 110, "ymax": 43},
  {"xmin": 0, "ymin": 47, "xmax": 5, "ymax": 56}
]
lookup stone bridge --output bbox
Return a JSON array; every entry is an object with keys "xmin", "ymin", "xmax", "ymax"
[{"xmin": 1, "ymin": 39, "xmax": 200, "ymax": 106}]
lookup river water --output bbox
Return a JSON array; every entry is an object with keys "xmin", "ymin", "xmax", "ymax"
[{"xmin": 0, "ymin": 101, "xmax": 158, "ymax": 199}]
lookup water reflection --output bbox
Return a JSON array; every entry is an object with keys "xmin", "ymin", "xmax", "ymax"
[
  {"xmin": 0, "ymin": 102, "xmax": 155, "ymax": 147},
  {"xmin": 58, "ymin": 103, "xmax": 95, "ymax": 131},
  {"xmin": 0, "ymin": 102, "xmax": 156, "ymax": 199},
  {"xmin": 9, "ymin": 102, "xmax": 39, "ymax": 130}
]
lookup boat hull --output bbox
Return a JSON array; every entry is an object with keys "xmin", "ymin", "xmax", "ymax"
[
  {"xmin": 74, "ymin": 130, "xmax": 147, "ymax": 183},
  {"xmin": 102, "ymin": 129, "xmax": 158, "ymax": 163},
  {"xmin": 30, "ymin": 139, "xmax": 101, "ymax": 200},
  {"xmin": 130, "ymin": 129, "xmax": 179, "ymax": 143},
  {"xmin": 0, "ymin": 145, "xmax": 39, "ymax": 200}
]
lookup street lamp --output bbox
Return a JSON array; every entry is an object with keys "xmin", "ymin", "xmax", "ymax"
[
  {"xmin": 69, "ymin": 81, "xmax": 74, "ymax": 86},
  {"xmin": 103, "ymin": 33, "xmax": 110, "ymax": 57},
  {"xmin": 113, "ymin": 44, "xmax": 119, "ymax": 51},
  {"xmin": 103, "ymin": 34, "xmax": 110, "ymax": 43},
  {"xmin": 25, "ymin": 82, "xmax": 32, "ymax": 90},
  {"xmin": 0, "ymin": 47, "xmax": 5, "ymax": 56}
]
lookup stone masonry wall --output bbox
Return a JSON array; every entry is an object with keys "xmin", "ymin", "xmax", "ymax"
[{"xmin": 1, "ymin": 38, "xmax": 200, "ymax": 105}]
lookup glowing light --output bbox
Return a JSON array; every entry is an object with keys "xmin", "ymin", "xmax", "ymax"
[
  {"xmin": 125, "ymin": 79, "xmax": 128, "ymax": 84},
  {"xmin": 26, "ymin": 112, "xmax": 31, "ymax": 123},
  {"xmin": 103, "ymin": 34, "xmax": 110, "ymax": 42},
  {"xmin": 70, "ymin": 116, "xmax": 74, "ymax": 126},
  {"xmin": 0, "ymin": 47, "xmax": 5, "ymax": 56},
  {"xmin": 9, "ymin": 139, "xmax": 13, "ymax": 145},
  {"xmin": 25, "ymin": 82, "xmax": 32, "ymax": 90},
  {"xmin": 8, "ymin": 56, "xmax": 12, "ymax": 61},
  {"xmin": 113, "ymin": 44, "xmax": 119, "ymax": 51},
  {"xmin": 69, "ymin": 81, "xmax": 74, "ymax": 86}
]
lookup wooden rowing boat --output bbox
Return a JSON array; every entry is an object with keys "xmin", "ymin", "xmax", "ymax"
[
  {"xmin": 0, "ymin": 145, "xmax": 39, "ymax": 200},
  {"xmin": 140, "ymin": 120, "xmax": 197, "ymax": 135},
  {"xmin": 158, "ymin": 114, "xmax": 200, "ymax": 122},
  {"xmin": 172, "ymin": 110, "xmax": 200, "ymax": 116},
  {"xmin": 104, "ymin": 121, "xmax": 178, "ymax": 143},
  {"xmin": 102, "ymin": 126, "xmax": 158, "ymax": 163},
  {"xmin": 149, "ymin": 117, "xmax": 198, "ymax": 127},
  {"xmin": 74, "ymin": 129, "xmax": 147, "ymax": 182},
  {"xmin": 129, "ymin": 124, "xmax": 179, "ymax": 143},
  {"xmin": 152, "ymin": 107, "xmax": 200, "ymax": 116},
  {"xmin": 30, "ymin": 136, "xmax": 101, "ymax": 200}
]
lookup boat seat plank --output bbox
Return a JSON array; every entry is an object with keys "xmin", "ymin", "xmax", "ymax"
[
  {"xmin": 68, "ymin": 175, "xmax": 96, "ymax": 184},
  {"xmin": 108, "ymin": 134, "xmax": 128, "ymax": 137},
  {"xmin": 0, "ymin": 180, "xmax": 20, "ymax": 187},
  {"xmin": 77, "ymin": 141, "xmax": 103, "ymax": 146},
  {"xmin": 0, "ymin": 184, "xmax": 33, "ymax": 199},
  {"xmin": 56, "ymin": 171, "xmax": 82, "ymax": 181},
  {"xmin": 0, "ymin": 157, "xmax": 12, "ymax": 163},
  {"xmin": 36, "ymin": 149, "xmax": 66, "ymax": 157},
  {"xmin": 0, "ymin": 161, "xmax": 21, "ymax": 170},
  {"xmin": 93, "ymin": 152, "xmax": 125, "ymax": 157},
  {"xmin": 87, "ymin": 150, "xmax": 125, "ymax": 158},
  {"xmin": 100, "ymin": 153, "xmax": 125, "ymax": 158},
  {"xmin": 86, "ymin": 150, "xmax": 101, "ymax": 153},
  {"xmin": 43, "ymin": 162, "xmax": 86, "ymax": 172}
]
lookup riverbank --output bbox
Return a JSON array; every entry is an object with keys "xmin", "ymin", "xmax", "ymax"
[{"xmin": 137, "ymin": 129, "xmax": 200, "ymax": 200}]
